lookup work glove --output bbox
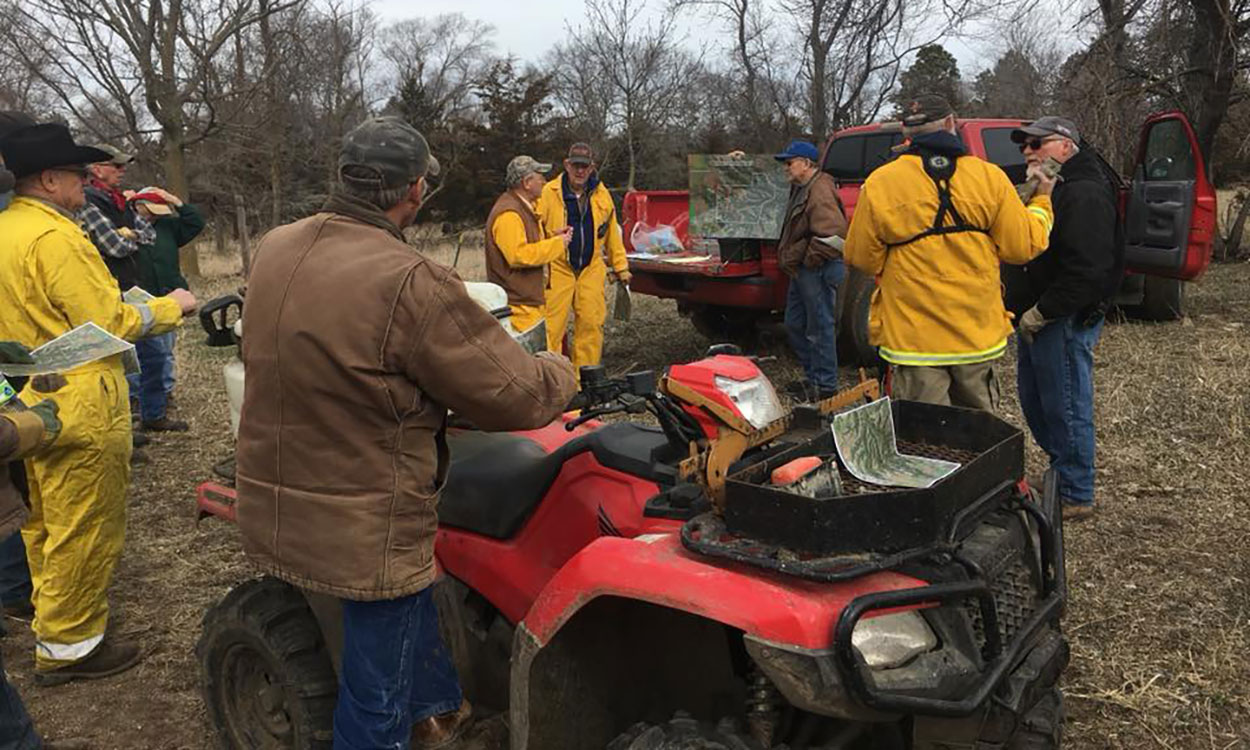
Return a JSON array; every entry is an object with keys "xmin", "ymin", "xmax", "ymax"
[
  {"xmin": 1018, "ymin": 305, "xmax": 1050, "ymax": 345},
  {"xmin": 613, "ymin": 268, "xmax": 632, "ymax": 284},
  {"xmin": 30, "ymin": 373, "xmax": 68, "ymax": 393},
  {"xmin": 29, "ymin": 399, "xmax": 61, "ymax": 451},
  {"xmin": 0, "ymin": 341, "xmax": 34, "ymax": 365}
]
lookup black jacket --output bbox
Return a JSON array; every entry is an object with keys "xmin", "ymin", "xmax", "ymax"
[{"xmin": 1004, "ymin": 148, "xmax": 1122, "ymax": 321}]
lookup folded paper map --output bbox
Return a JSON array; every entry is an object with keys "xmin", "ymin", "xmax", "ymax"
[
  {"xmin": 832, "ymin": 397, "xmax": 960, "ymax": 489},
  {"xmin": 0, "ymin": 322, "xmax": 135, "ymax": 377}
]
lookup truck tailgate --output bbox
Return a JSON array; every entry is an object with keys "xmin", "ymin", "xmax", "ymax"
[{"xmin": 628, "ymin": 256, "xmax": 762, "ymax": 277}]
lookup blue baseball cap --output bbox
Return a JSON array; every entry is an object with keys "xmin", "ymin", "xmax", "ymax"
[{"xmin": 774, "ymin": 140, "xmax": 820, "ymax": 163}]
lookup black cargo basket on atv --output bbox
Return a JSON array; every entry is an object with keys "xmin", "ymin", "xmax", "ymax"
[{"xmin": 723, "ymin": 400, "xmax": 1024, "ymax": 556}]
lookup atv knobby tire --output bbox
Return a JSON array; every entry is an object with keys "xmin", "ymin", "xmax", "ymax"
[
  {"xmin": 608, "ymin": 714, "xmax": 766, "ymax": 750},
  {"xmin": 992, "ymin": 688, "xmax": 1064, "ymax": 750},
  {"xmin": 198, "ymin": 577, "xmax": 337, "ymax": 749}
]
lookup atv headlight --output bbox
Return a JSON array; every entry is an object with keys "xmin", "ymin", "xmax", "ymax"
[
  {"xmin": 851, "ymin": 612, "xmax": 938, "ymax": 670},
  {"xmin": 714, "ymin": 375, "xmax": 784, "ymax": 430}
]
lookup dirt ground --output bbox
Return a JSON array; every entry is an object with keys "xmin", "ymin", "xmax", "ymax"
[{"xmin": 8, "ymin": 244, "xmax": 1249, "ymax": 749}]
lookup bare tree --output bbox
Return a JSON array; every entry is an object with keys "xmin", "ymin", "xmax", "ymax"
[
  {"xmin": 559, "ymin": 0, "xmax": 704, "ymax": 190},
  {"xmin": 1, "ymin": 0, "xmax": 299, "ymax": 200},
  {"xmin": 779, "ymin": 0, "xmax": 982, "ymax": 139}
]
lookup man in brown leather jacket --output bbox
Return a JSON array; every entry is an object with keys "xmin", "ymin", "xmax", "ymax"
[
  {"xmin": 775, "ymin": 140, "xmax": 849, "ymax": 401},
  {"xmin": 235, "ymin": 117, "xmax": 578, "ymax": 749}
]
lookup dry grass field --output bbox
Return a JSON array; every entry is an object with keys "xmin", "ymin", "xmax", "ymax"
[{"xmin": 6, "ymin": 237, "xmax": 1248, "ymax": 748}]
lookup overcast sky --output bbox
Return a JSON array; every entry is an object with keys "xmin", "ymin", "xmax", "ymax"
[{"xmin": 370, "ymin": 0, "xmax": 1009, "ymax": 74}]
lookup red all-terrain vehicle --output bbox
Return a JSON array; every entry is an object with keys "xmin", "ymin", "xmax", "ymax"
[{"xmin": 193, "ymin": 295, "xmax": 1069, "ymax": 749}]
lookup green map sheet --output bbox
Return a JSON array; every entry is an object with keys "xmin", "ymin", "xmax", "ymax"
[
  {"xmin": 688, "ymin": 154, "xmax": 789, "ymax": 240},
  {"xmin": 832, "ymin": 398, "xmax": 961, "ymax": 489}
]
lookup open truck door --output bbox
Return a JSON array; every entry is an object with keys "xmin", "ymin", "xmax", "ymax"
[{"xmin": 1124, "ymin": 111, "xmax": 1217, "ymax": 282}]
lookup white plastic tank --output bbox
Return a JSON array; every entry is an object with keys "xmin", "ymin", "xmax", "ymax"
[{"xmin": 225, "ymin": 319, "xmax": 245, "ymax": 438}]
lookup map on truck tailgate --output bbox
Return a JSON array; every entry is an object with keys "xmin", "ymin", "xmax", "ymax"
[
  {"xmin": 688, "ymin": 154, "xmax": 789, "ymax": 240},
  {"xmin": 832, "ymin": 397, "xmax": 961, "ymax": 489}
]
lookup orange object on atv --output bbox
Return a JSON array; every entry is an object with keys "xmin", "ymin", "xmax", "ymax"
[{"xmin": 770, "ymin": 455, "xmax": 823, "ymax": 486}]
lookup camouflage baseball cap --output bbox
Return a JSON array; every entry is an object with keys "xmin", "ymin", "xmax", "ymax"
[
  {"xmin": 566, "ymin": 142, "xmax": 594, "ymax": 165},
  {"xmin": 339, "ymin": 116, "xmax": 432, "ymax": 190},
  {"xmin": 506, "ymin": 155, "xmax": 552, "ymax": 187},
  {"xmin": 91, "ymin": 143, "xmax": 134, "ymax": 166},
  {"xmin": 900, "ymin": 94, "xmax": 954, "ymax": 127}
]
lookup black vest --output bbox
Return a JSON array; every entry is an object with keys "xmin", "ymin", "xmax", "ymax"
[{"xmin": 85, "ymin": 184, "xmax": 140, "ymax": 291}]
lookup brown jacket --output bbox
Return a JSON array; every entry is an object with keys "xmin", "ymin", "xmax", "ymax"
[
  {"xmin": 485, "ymin": 191, "xmax": 549, "ymax": 307},
  {"xmin": 235, "ymin": 199, "xmax": 578, "ymax": 601},
  {"xmin": 0, "ymin": 411, "xmax": 43, "ymax": 538},
  {"xmin": 777, "ymin": 172, "xmax": 848, "ymax": 276}
]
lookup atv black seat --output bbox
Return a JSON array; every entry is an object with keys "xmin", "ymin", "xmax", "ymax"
[{"xmin": 438, "ymin": 423, "xmax": 674, "ymax": 539}]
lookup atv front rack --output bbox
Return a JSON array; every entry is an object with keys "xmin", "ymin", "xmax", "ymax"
[{"xmin": 829, "ymin": 476, "xmax": 1067, "ymax": 717}]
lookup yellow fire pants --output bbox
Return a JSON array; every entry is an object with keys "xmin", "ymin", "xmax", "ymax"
[
  {"xmin": 509, "ymin": 304, "xmax": 546, "ymax": 334},
  {"xmin": 545, "ymin": 258, "xmax": 608, "ymax": 369},
  {"xmin": 22, "ymin": 364, "xmax": 131, "ymax": 669}
]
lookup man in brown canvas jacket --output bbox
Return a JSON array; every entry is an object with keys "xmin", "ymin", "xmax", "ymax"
[
  {"xmin": 235, "ymin": 117, "xmax": 578, "ymax": 749},
  {"xmin": 774, "ymin": 140, "xmax": 849, "ymax": 401}
]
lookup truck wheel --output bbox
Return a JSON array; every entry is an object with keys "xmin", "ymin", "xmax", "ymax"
[
  {"xmin": 1138, "ymin": 276, "xmax": 1185, "ymax": 321},
  {"xmin": 689, "ymin": 306, "xmax": 761, "ymax": 350},
  {"xmin": 198, "ymin": 577, "xmax": 337, "ymax": 749},
  {"xmin": 607, "ymin": 714, "xmax": 763, "ymax": 750},
  {"xmin": 838, "ymin": 270, "xmax": 881, "ymax": 369}
]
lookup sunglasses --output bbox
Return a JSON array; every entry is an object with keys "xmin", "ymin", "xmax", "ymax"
[{"xmin": 1018, "ymin": 136, "xmax": 1062, "ymax": 153}]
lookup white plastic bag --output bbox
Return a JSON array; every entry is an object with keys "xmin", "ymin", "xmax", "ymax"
[{"xmin": 628, "ymin": 222, "xmax": 684, "ymax": 254}]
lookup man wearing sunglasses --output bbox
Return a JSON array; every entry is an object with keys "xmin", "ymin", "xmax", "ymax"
[
  {"xmin": 1005, "ymin": 116, "xmax": 1122, "ymax": 522},
  {"xmin": 0, "ymin": 122, "xmax": 197, "ymax": 686}
]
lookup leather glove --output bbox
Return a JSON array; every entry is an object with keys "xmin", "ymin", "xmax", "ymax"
[
  {"xmin": 0, "ymin": 341, "xmax": 34, "ymax": 365},
  {"xmin": 1018, "ymin": 305, "xmax": 1050, "ymax": 344},
  {"xmin": 613, "ymin": 269, "xmax": 632, "ymax": 284},
  {"xmin": 28, "ymin": 399, "xmax": 61, "ymax": 450}
]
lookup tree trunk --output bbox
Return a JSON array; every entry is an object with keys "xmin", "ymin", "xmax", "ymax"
[
  {"xmin": 809, "ymin": 36, "xmax": 828, "ymax": 141},
  {"xmin": 234, "ymin": 193, "xmax": 252, "ymax": 277},
  {"xmin": 163, "ymin": 124, "xmax": 200, "ymax": 277},
  {"xmin": 1187, "ymin": 0, "xmax": 1238, "ymax": 167}
]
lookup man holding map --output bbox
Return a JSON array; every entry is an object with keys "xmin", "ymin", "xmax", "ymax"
[{"xmin": 0, "ymin": 121, "xmax": 197, "ymax": 686}]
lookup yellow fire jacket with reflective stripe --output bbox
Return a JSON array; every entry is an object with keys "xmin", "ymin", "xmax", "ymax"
[{"xmin": 844, "ymin": 155, "xmax": 1054, "ymax": 367}]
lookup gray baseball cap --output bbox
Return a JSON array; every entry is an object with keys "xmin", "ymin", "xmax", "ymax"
[
  {"xmin": 506, "ymin": 155, "xmax": 552, "ymax": 187},
  {"xmin": 1011, "ymin": 116, "xmax": 1080, "ymax": 144},
  {"xmin": 900, "ymin": 94, "xmax": 954, "ymax": 127},
  {"xmin": 339, "ymin": 116, "xmax": 432, "ymax": 190}
]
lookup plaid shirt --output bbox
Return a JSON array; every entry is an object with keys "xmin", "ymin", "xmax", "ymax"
[{"xmin": 77, "ymin": 202, "xmax": 156, "ymax": 259}]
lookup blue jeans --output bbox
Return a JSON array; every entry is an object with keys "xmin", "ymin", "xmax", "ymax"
[
  {"xmin": 0, "ymin": 532, "xmax": 30, "ymax": 612},
  {"xmin": 126, "ymin": 332, "xmax": 176, "ymax": 422},
  {"xmin": 1017, "ymin": 316, "xmax": 1104, "ymax": 505},
  {"xmin": 333, "ymin": 587, "xmax": 463, "ymax": 750},
  {"xmin": 784, "ymin": 259, "xmax": 845, "ymax": 391},
  {"xmin": 0, "ymin": 647, "xmax": 40, "ymax": 749}
]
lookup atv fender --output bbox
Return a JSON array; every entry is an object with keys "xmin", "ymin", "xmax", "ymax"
[
  {"xmin": 508, "ymin": 533, "xmax": 926, "ymax": 750},
  {"xmin": 519, "ymin": 532, "xmax": 924, "ymax": 650}
]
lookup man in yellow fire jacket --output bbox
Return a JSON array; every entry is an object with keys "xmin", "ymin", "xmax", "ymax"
[
  {"xmin": 844, "ymin": 95, "xmax": 1056, "ymax": 410},
  {"xmin": 0, "ymin": 122, "xmax": 196, "ymax": 685},
  {"xmin": 537, "ymin": 143, "xmax": 630, "ymax": 368}
]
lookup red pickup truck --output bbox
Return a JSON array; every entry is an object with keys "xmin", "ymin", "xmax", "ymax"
[{"xmin": 623, "ymin": 112, "xmax": 1217, "ymax": 365}]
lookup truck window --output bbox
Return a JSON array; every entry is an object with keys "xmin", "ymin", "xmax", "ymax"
[
  {"xmin": 981, "ymin": 127, "xmax": 1028, "ymax": 184},
  {"xmin": 823, "ymin": 132, "xmax": 903, "ymax": 182},
  {"xmin": 824, "ymin": 136, "xmax": 863, "ymax": 181},
  {"xmin": 1142, "ymin": 119, "xmax": 1196, "ymax": 181}
]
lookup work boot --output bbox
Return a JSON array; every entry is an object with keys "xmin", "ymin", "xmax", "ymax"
[
  {"xmin": 132, "ymin": 431, "xmax": 150, "ymax": 448},
  {"xmin": 141, "ymin": 416, "xmax": 189, "ymax": 432},
  {"xmin": 1061, "ymin": 502, "xmax": 1095, "ymax": 522},
  {"xmin": 412, "ymin": 700, "xmax": 472, "ymax": 749},
  {"xmin": 34, "ymin": 638, "xmax": 143, "ymax": 687}
]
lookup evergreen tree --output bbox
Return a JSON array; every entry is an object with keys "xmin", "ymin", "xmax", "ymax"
[{"xmin": 892, "ymin": 44, "xmax": 963, "ymax": 115}]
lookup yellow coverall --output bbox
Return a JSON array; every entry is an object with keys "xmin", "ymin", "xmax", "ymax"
[
  {"xmin": 0, "ymin": 197, "xmax": 183, "ymax": 669},
  {"xmin": 490, "ymin": 209, "xmax": 565, "ymax": 331},
  {"xmin": 536, "ymin": 176, "xmax": 628, "ymax": 369}
]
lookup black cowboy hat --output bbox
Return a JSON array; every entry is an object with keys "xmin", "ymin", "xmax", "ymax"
[{"xmin": 0, "ymin": 122, "xmax": 112, "ymax": 179}]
